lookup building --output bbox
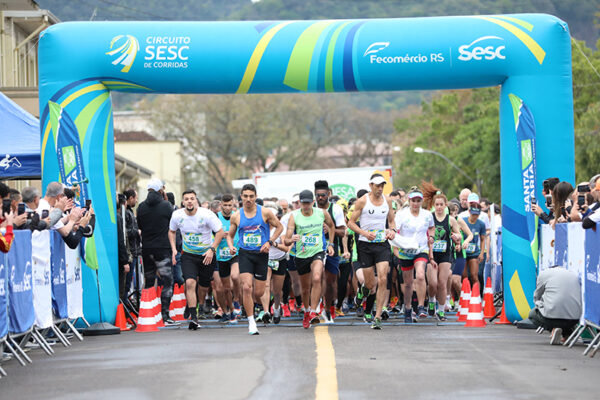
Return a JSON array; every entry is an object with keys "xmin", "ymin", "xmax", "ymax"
[
  {"xmin": 114, "ymin": 129, "xmax": 183, "ymax": 202},
  {"xmin": 0, "ymin": 0, "xmax": 59, "ymax": 116}
]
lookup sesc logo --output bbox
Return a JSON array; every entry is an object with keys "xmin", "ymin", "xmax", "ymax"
[
  {"xmin": 106, "ymin": 35, "xmax": 140, "ymax": 73},
  {"xmin": 363, "ymin": 42, "xmax": 389, "ymax": 57},
  {"xmin": 458, "ymin": 36, "xmax": 505, "ymax": 62}
]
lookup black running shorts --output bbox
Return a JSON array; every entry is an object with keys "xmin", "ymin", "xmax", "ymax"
[
  {"xmin": 295, "ymin": 252, "xmax": 325, "ymax": 276},
  {"xmin": 357, "ymin": 241, "xmax": 390, "ymax": 268},
  {"xmin": 238, "ymin": 249, "xmax": 268, "ymax": 281},
  {"xmin": 181, "ymin": 252, "xmax": 215, "ymax": 288},
  {"xmin": 218, "ymin": 256, "xmax": 239, "ymax": 278}
]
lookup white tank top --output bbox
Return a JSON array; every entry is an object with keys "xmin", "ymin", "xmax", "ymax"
[{"xmin": 358, "ymin": 194, "xmax": 389, "ymax": 243}]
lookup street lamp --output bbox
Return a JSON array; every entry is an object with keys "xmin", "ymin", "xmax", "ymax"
[{"xmin": 413, "ymin": 147, "xmax": 482, "ymax": 192}]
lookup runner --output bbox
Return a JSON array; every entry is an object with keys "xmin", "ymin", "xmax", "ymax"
[
  {"xmin": 226, "ymin": 184, "xmax": 283, "ymax": 335},
  {"xmin": 314, "ymin": 180, "xmax": 347, "ymax": 323},
  {"xmin": 448, "ymin": 202, "xmax": 473, "ymax": 308},
  {"xmin": 421, "ymin": 182, "xmax": 470, "ymax": 320},
  {"xmin": 461, "ymin": 193, "xmax": 488, "ymax": 287},
  {"xmin": 264, "ymin": 202, "xmax": 292, "ymax": 324},
  {"xmin": 347, "ymin": 174, "xmax": 396, "ymax": 330},
  {"xmin": 168, "ymin": 190, "xmax": 225, "ymax": 330},
  {"xmin": 284, "ymin": 190, "xmax": 336, "ymax": 329},
  {"xmin": 216, "ymin": 194, "xmax": 241, "ymax": 323},
  {"xmin": 393, "ymin": 187, "xmax": 434, "ymax": 322}
]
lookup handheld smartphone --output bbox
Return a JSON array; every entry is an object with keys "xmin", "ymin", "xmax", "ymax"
[
  {"xmin": 577, "ymin": 184, "xmax": 591, "ymax": 193},
  {"xmin": 18, "ymin": 203, "xmax": 26, "ymax": 215},
  {"xmin": 531, "ymin": 196, "xmax": 537, "ymax": 206},
  {"xmin": 2, "ymin": 198, "xmax": 11, "ymax": 215},
  {"xmin": 85, "ymin": 199, "xmax": 92, "ymax": 209},
  {"xmin": 578, "ymin": 194, "xmax": 586, "ymax": 207},
  {"xmin": 545, "ymin": 195, "xmax": 552, "ymax": 209},
  {"xmin": 41, "ymin": 209, "xmax": 49, "ymax": 219}
]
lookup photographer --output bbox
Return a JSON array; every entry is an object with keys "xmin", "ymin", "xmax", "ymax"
[
  {"xmin": 532, "ymin": 177, "xmax": 559, "ymax": 224},
  {"xmin": 583, "ymin": 177, "xmax": 600, "ymax": 229},
  {"xmin": 1, "ymin": 182, "xmax": 14, "ymax": 252},
  {"xmin": 569, "ymin": 182, "xmax": 596, "ymax": 223}
]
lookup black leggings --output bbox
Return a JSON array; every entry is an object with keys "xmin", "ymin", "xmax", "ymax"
[
  {"xmin": 337, "ymin": 262, "xmax": 353, "ymax": 306},
  {"xmin": 282, "ymin": 271, "xmax": 291, "ymax": 304}
]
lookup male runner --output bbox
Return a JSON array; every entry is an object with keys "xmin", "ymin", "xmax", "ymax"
[
  {"xmin": 216, "ymin": 194, "xmax": 241, "ymax": 323},
  {"xmin": 169, "ymin": 190, "xmax": 225, "ymax": 330},
  {"xmin": 347, "ymin": 174, "xmax": 396, "ymax": 330},
  {"xmin": 227, "ymin": 184, "xmax": 283, "ymax": 335},
  {"xmin": 314, "ymin": 180, "xmax": 346, "ymax": 323},
  {"xmin": 284, "ymin": 190, "xmax": 336, "ymax": 329}
]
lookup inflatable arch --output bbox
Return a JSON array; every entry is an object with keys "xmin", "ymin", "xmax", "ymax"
[{"xmin": 38, "ymin": 14, "xmax": 574, "ymax": 323}]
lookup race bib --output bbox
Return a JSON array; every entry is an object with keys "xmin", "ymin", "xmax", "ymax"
[
  {"xmin": 185, "ymin": 233, "xmax": 202, "ymax": 245},
  {"xmin": 301, "ymin": 233, "xmax": 320, "ymax": 246},
  {"xmin": 369, "ymin": 229, "xmax": 386, "ymax": 243},
  {"xmin": 398, "ymin": 247, "xmax": 419, "ymax": 257},
  {"xmin": 219, "ymin": 247, "xmax": 231, "ymax": 259},
  {"xmin": 268, "ymin": 260, "xmax": 279, "ymax": 271},
  {"xmin": 466, "ymin": 243, "xmax": 477, "ymax": 253},
  {"xmin": 243, "ymin": 232, "xmax": 261, "ymax": 247},
  {"xmin": 433, "ymin": 240, "xmax": 447, "ymax": 253}
]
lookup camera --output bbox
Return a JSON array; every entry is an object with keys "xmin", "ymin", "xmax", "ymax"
[
  {"xmin": 41, "ymin": 209, "xmax": 49, "ymax": 219},
  {"xmin": 2, "ymin": 198, "xmax": 11, "ymax": 215},
  {"xmin": 18, "ymin": 203, "xmax": 26, "ymax": 215},
  {"xmin": 577, "ymin": 184, "xmax": 590, "ymax": 207}
]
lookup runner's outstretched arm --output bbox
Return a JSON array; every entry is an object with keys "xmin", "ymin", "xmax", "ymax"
[
  {"xmin": 227, "ymin": 212, "xmax": 239, "ymax": 255},
  {"xmin": 323, "ymin": 212, "xmax": 336, "ymax": 256}
]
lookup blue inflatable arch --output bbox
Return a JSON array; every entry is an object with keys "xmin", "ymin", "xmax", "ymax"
[{"xmin": 38, "ymin": 14, "xmax": 574, "ymax": 323}]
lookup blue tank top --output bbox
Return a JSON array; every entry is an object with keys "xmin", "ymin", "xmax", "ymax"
[
  {"xmin": 217, "ymin": 212, "xmax": 238, "ymax": 261},
  {"xmin": 238, "ymin": 205, "xmax": 270, "ymax": 251}
]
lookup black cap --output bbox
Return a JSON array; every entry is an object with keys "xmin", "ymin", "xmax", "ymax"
[{"xmin": 299, "ymin": 190, "xmax": 314, "ymax": 203}]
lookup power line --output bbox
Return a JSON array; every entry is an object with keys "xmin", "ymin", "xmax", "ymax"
[{"xmin": 97, "ymin": 0, "xmax": 172, "ymax": 20}]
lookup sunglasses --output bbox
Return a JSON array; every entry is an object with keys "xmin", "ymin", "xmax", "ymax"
[
  {"xmin": 469, "ymin": 203, "xmax": 481, "ymax": 209},
  {"xmin": 315, "ymin": 193, "xmax": 328, "ymax": 197}
]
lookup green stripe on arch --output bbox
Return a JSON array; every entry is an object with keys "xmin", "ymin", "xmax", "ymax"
[
  {"xmin": 325, "ymin": 21, "xmax": 352, "ymax": 92},
  {"xmin": 103, "ymin": 108, "xmax": 116, "ymax": 224},
  {"xmin": 284, "ymin": 20, "xmax": 337, "ymax": 91}
]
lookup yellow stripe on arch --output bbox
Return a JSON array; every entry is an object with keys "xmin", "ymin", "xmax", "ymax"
[
  {"xmin": 477, "ymin": 16, "xmax": 545, "ymax": 65},
  {"xmin": 236, "ymin": 22, "xmax": 293, "ymax": 94},
  {"xmin": 509, "ymin": 270, "xmax": 532, "ymax": 320}
]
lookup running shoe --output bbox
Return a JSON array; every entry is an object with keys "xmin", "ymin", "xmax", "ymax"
[
  {"xmin": 188, "ymin": 317, "xmax": 199, "ymax": 330},
  {"xmin": 356, "ymin": 305, "xmax": 364, "ymax": 318},
  {"xmin": 164, "ymin": 317, "xmax": 176, "ymax": 326},
  {"xmin": 289, "ymin": 298, "xmax": 297, "ymax": 313},
  {"xmin": 389, "ymin": 296, "xmax": 399, "ymax": 309},
  {"xmin": 273, "ymin": 312, "xmax": 281, "ymax": 325},
  {"xmin": 444, "ymin": 303, "xmax": 451, "ymax": 312},
  {"xmin": 436, "ymin": 310, "xmax": 447, "ymax": 322},
  {"xmin": 428, "ymin": 302, "xmax": 435, "ymax": 316},
  {"xmin": 371, "ymin": 317, "xmax": 382, "ymax": 330},
  {"xmin": 248, "ymin": 319, "xmax": 259, "ymax": 336},
  {"xmin": 399, "ymin": 304, "xmax": 406, "ymax": 315},
  {"xmin": 404, "ymin": 309, "xmax": 413, "ymax": 324},
  {"xmin": 302, "ymin": 312, "xmax": 311, "ymax": 329},
  {"xmin": 233, "ymin": 302, "xmax": 242, "ymax": 316},
  {"xmin": 363, "ymin": 313, "xmax": 373, "ymax": 323},
  {"xmin": 183, "ymin": 307, "xmax": 190, "ymax": 320},
  {"xmin": 330, "ymin": 306, "xmax": 336, "ymax": 320},
  {"xmin": 282, "ymin": 304, "xmax": 291, "ymax": 318},
  {"xmin": 550, "ymin": 328, "xmax": 563, "ymax": 345},
  {"xmin": 341, "ymin": 299, "xmax": 350, "ymax": 314},
  {"xmin": 335, "ymin": 307, "xmax": 345, "ymax": 317},
  {"xmin": 309, "ymin": 312, "xmax": 320, "ymax": 325},
  {"xmin": 321, "ymin": 309, "xmax": 333, "ymax": 324},
  {"xmin": 219, "ymin": 313, "xmax": 230, "ymax": 323},
  {"xmin": 263, "ymin": 312, "xmax": 271, "ymax": 324},
  {"xmin": 381, "ymin": 307, "xmax": 389, "ymax": 321},
  {"xmin": 418, "ymin": 306, "xmax": 428, "ymax": 318},
  {"xmin": 229, "ymin": 314, "xmax": 238, "ymax": 324},
  {"xmin": 256, "ymin": 311, "xmax": 265, "ymax": 323}
]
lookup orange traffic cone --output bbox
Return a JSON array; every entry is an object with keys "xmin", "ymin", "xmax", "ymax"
[
  {"xmin": 115, "ymin": 303, "xmax": 130, "ymax": 331},
  {"xmin": 483, "ymin": 277, "xmax": 495, "ymax": 319},
  {"xmin": 495, "ymin": 303, "xmax": 513, "ymax": 325},
  {"xmin": 465, "ymin": 282, "xmax": 486, "ymax": 327},
  {"xmin": 457, "ymin": 278, "xmax": 471, "ymax": 322},
  {"xmin": 151, "ymin": 286, "xmax": 165, "ymax": 327},
  {"xmin": 169, "ymin": 284, "xmax": 186, "ymax": 321},
  {"xmin": 135, "ymin": 288, "xmax": 159, "ymax": 332}
]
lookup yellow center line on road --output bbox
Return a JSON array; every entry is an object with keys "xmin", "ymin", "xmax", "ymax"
[{"xmin": 314, "ymin": 326, "xmax": 339, "ymax": 400}]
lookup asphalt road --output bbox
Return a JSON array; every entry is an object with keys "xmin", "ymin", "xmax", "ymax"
[{"xmin": 1, "ymin": 313, "xmax": 598, "ymax": 400}]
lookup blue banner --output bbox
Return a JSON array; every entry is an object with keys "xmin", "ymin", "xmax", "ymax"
[
  {"xmin": 7, "ymin": 231, "xmax": 34, "ymax": 334},
  {"xmin": 584, "ymin": 227, "xmax": 600, "ymax": 325},
  {"xmin": 0, "ymin": 253, "xmax": 7, "ymax": 338},
  {"xmin": 50, "ymin": 231, "xmax": 68, "ymax": 319}
]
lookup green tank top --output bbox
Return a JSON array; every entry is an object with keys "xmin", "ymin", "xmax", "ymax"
[{"xmin": 293, "ymin": 208, "xmax": 325, "ymax": 258}]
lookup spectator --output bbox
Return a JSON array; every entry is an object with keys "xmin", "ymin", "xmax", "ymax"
[
  {"xmin": 550, "ymin": 181, "xmax": 574, "ymax": 227},
  {"xmin": 117, "ymin": 194, "xmax": 131, "ymax": 300},
  {"xmin": 529, "ymin": 265, "xmax": 582, "ymax": 345},
  {"xmin": 164, "ymin": 190, "xmax": 184, "ymax": 286},
  {"xmin": 1, "ymin": 183, "xmax": 15, "ymax": 252},
  {"xmin": 137, "ymin": 178, "xmax": 175, "ymax": 323},
  {"xmin": 8, "ymin": 189, "xmax": 21, "ymax": 213},
  {"xmin": 21, "ymin": 186, "xmax": 41, "ymax": 211},
  {"xmin": 458, "ymin": 188, "xmax": 471, "ymax": 213},
  {"xmin": 3, "ymin": 188, "xmax": 27, "ymax": 229},
  {"xmin": 123, "ymin": 188, "xmax": 141, "ymax": 296}
]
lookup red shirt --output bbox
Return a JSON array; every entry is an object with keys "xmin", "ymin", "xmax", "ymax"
[{"xmin": 0, "ymin": 224, "xmax": 14, "ymax": 253}]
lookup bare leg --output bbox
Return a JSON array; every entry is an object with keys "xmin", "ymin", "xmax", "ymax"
[
  {"xmin": 374, "ymin": 261, "xmax": 389, "ymax": 319},
  {"xmin": 415, "ymin": 262, "xmax": 427, "ymax": 307}
]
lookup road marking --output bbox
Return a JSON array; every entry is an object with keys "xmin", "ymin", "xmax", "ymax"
[{"xmin": 314, "ymin": 326, "xmax": 338, "ymax": 400}]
